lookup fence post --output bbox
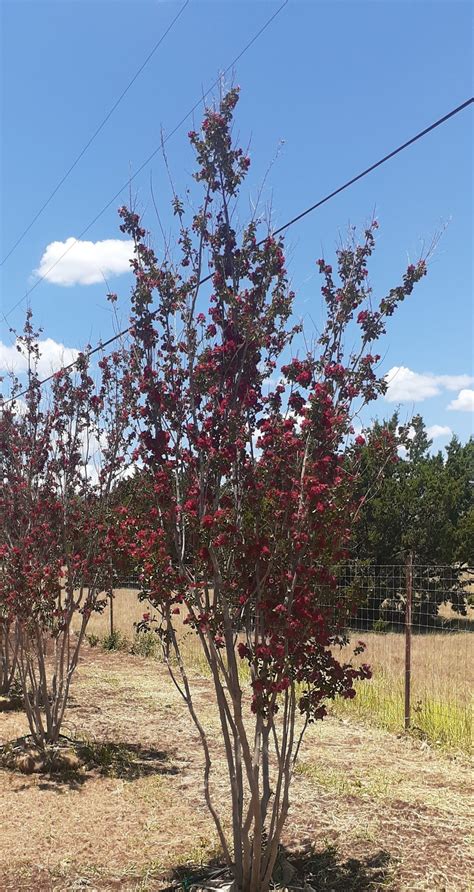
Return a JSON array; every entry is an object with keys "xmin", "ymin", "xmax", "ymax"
[
  {"xmin": 404, "ymin": 552, "xmax": 413, "ymax": 730},
  {"xmin": 109, "ymin": 592, "xmax": 114, "ymax": 638}
]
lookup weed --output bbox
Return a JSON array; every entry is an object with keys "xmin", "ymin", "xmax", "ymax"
[
  {"xmin": 101, "ymin": 630, "xmax": 129, "ymax": 651},
  {"xmin": 75, "ymin": 738, "xmax": 136, "ymax": 776},
  {"xmin": 373, "ymin": 618, "xmax": 390, "ymax": 633},
  {"xmin": 131, "ymin": 631, "xmax": 161, "ymax": 658}
]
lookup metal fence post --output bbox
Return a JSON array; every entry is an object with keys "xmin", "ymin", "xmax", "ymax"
[
  {"xmin": 109, "ymin": 592, "xmax": 114, "ymax": 638},
  {"xmin": 404, "ymin": 552, "xmax": 413, "ymax": 730}
]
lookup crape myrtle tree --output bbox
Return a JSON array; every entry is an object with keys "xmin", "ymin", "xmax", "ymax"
[
  {"xmin": 0, "ymin": 402, "xmax": 19, "ymax": 698},
  {"xmin": 115, "ymin": 89, "xmax": 427, "ymax": 890},
  {"xmin": 0, "ymin": 314, "xmax": 134, "ymax": 748},
  {"xmin": 0, "ymin": 553, "xmax": 19, "ymax": 697},
  {"xmin": 0, "ymin": 621, "xmax": 18, "ymax": 698}
]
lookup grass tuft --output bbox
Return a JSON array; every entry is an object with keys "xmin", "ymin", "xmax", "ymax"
[
  {"xmin": 75, "ymin": 738, "xmax": 136, "ymax": 775},
  {"xmin": 331, "ymin": 671, "xmax": 472, "ymax": 754}
]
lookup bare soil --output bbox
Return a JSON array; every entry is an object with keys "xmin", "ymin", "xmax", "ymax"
[{"xmin": 0, "ymin": 647, "xmax": 472, "ymax": 891}]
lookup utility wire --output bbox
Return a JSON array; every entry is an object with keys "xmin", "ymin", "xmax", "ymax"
[
  {"xmin": 2, "ymin": 94, "xmax": 472, "ymax": 408},
  {"xmin": 1, "ymin": 0, "xmax": 191, "ymax": 267},
  {"xmin": 272, "ymin": 96, "xmax": 473, "ymax": 237},
  {"xmin": 2, "ymin": 0, "xmax": 289, "ymax": 320}
]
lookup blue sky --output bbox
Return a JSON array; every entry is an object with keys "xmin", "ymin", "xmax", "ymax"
[{"xmin": 1, "ymin": 0, "xmax": 472, "ymax": 446}]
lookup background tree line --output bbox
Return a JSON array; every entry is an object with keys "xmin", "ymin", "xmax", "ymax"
[{"xmin": 348, "ymin": 414, "xmax": 473, "ymax": 626}]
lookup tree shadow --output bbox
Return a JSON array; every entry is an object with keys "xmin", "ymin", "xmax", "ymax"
[
  {"xmin": 75, "ymin": 739, "xmax": 179, "ymax": 779},
  {"xmin": 163, "ymin": 843, "xmax": 393, "ymax": 891},
  {"xmin": 285, "ymin": 843, "xmax": 392, "ymax": 890},
  {"xmin": 0, "ymin": 735, "xmax": 179, "ymax": 792}
]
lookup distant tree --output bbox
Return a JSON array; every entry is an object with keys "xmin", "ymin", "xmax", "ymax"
[
  {"xmin": 352, "ymin": 416, "xmax": 473, "ymax": 624},
  {"xmin": 445, "ymin": 436, "xmax": 474, "ymax": 562}
]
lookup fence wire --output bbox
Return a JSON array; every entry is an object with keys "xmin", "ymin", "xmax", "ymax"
[{"xmin": 91, "ymin": 563, "xmax": 472, "ymax": 747}]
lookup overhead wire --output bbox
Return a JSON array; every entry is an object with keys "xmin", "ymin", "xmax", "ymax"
[
  {"xmin": 1, "ymin": 94, "xmax": 472, "ymax": 408},
  {"xmin": 271, "ymin": 97, "xmax": 474, "ymax": 238},
  {"xmin": 2, "ymin": 0, "xmax": 289, "ymax": 320},
  {"xmin": 0, "ymin": 0, "xmax": 191, "ymax": 266}
]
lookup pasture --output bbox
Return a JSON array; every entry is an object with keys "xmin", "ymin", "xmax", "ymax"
[
  {"xmin": 78, "ymin": 587, "xmax": 474, "ymax": 753},
  {"xmin": 0, "ymin": 645, "xmax": 472, "ymax": 892}
]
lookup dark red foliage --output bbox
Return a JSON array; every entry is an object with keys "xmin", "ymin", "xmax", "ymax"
[{"xmin": 114, "ymin": 90, "xmax": 426, "ymax": 721}]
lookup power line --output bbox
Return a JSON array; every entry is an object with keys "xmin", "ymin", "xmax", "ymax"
[
  {"xmin": 0, "ymin": 0, "xmax": 191, "ymax": 267},
  {"xmin": 2, "ymin": 0, "xmax": 289, "ymax": 321},
  {"xmin": 272, "ymin": 96, "xmax": 473, "ymax": 237},
  {"xmin": 2, "ymin": 94, "xmax": 472, "ymax": 408}
]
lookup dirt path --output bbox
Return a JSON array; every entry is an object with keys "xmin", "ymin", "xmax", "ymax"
[{"xmin": 0, "ymin": 647, "xmax": 471, "ymax": 891}]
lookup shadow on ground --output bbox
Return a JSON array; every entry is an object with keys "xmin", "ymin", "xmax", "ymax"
[
  {"xmin": 165, "ymin": 843, "xmax": 393, "ymax": 891},
  {"xmin": 0, "ymin": 736, "xmax": 178, "ymax": 792}
]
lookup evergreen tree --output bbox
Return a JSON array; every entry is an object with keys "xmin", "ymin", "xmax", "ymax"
[{"xmin": 351, "ymin": 417, "xmax": 473, "ymax": 624}]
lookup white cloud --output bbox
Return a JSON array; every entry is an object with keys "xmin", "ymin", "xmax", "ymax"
[
  {"xmin": 437, "ymin": 375, "xmax": 474, "ymax": 390},
  {"xmin": 426, "ymin": 424, "xmax": 452, "ymax": 439},
  {"xmin": 397, "ymin": 424, "xmax": 452, "ymax": 457},
  {"xmin": 0, "ymin": 338, "xmax": 79, "ymax": 377},
  {"xmin": 447, "ymin": 389, "xmax": 474, "ymax": 412},
  {"xmin": 385, "ymin": 367, "xmax": 473, "ymax": 403},
  {"xmin": 34, "ymin": 237, "xmax": 134, "ymax": 286}
]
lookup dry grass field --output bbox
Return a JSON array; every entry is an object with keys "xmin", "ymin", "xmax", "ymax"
[
  {"xmin": 72, "ymin": 587, "xmax": 158, "ymax": 639},
  {"xmin": 76, "ymin": 588, "xmax": 473, "ymax": 753},
  {"xmin": 332, "ymin": 629, "xmax": 472, "ymax": 751},
  {"xmin": 0, "ymin": 646, "xmax": 473, "ymax": 892}
]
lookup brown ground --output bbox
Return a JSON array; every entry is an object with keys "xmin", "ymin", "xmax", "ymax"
[{"xmin": 0, "ymin": 647, "xmax": 472, "ymax": 892}]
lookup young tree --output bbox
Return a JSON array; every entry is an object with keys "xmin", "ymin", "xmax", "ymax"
[
  {"xmin": 0, "ymin": 604, "xmax": 19, "ymax": 698},
  {"xmin": 0, "ymin": 405, "xmax": 20, "ymax": 697},
  {"xmin": 116, "ymin": 89, "xmax": 427, "ymax": 890},
  {"xmin": 0, "ymin": 315, "xmax": 134, "ymax": 748}
]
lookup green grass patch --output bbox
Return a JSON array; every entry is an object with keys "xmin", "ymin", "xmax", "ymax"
[
  {"xmin": 295, "ymin": 761, "xmax": 399, "ymax": 799},
  {"xmin": 330, "ymin": 672, "xmax": 472, "ymax": 754},
  {"xmin": 76, "ymin": 738, "xmax": 137, "ymax": 775}
]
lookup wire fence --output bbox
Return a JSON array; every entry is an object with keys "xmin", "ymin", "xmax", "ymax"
[{"xmin": 88, "ymin": 561, "xmax": 473, "ymax": 749}]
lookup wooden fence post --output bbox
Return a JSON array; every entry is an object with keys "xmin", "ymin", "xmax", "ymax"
[{"xmin": 404, "ymin": 552, "xmax": 413, "ymax": 731}]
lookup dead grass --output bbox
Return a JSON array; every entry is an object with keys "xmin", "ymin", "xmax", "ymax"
[
  {"xmin": 331, "ymin": 630, "xmax": 472, "ymax": 752},
  {"xmin": 77, "ymin": 589, "xmax": 473, "ymax": 752},
  {"xmin": 73, "ymin": 587, "xmax": 148, "ymax": 639},
  {"xmin": 0, "ymin": 647, "xmax": 472, "ymax": 891}
]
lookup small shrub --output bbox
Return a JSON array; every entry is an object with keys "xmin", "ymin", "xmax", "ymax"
[
  {"xmin": 86, "ymin": 632, "xmax": 100, "ymax": 648},
  {"xmin": 76, "ymin": 738, "xmax": 136, "ymax": 775},
  {"xmin": 0, "ymin": 677, "xmax": 23, "ymax": 712},
  {"xmin": 8, "ymin": 676, "xmax": 23, "ymax": 706},
  {"xmin": 373, "ymin": 618, "xmax": 390, "ymax": 633},
  {"xmin": 101, "ymin": 630, "xmax": 129, "ymax": 651},
  {"xmin": 131, "ymin": 631, "xmax": 160, "ymax": 658}
]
